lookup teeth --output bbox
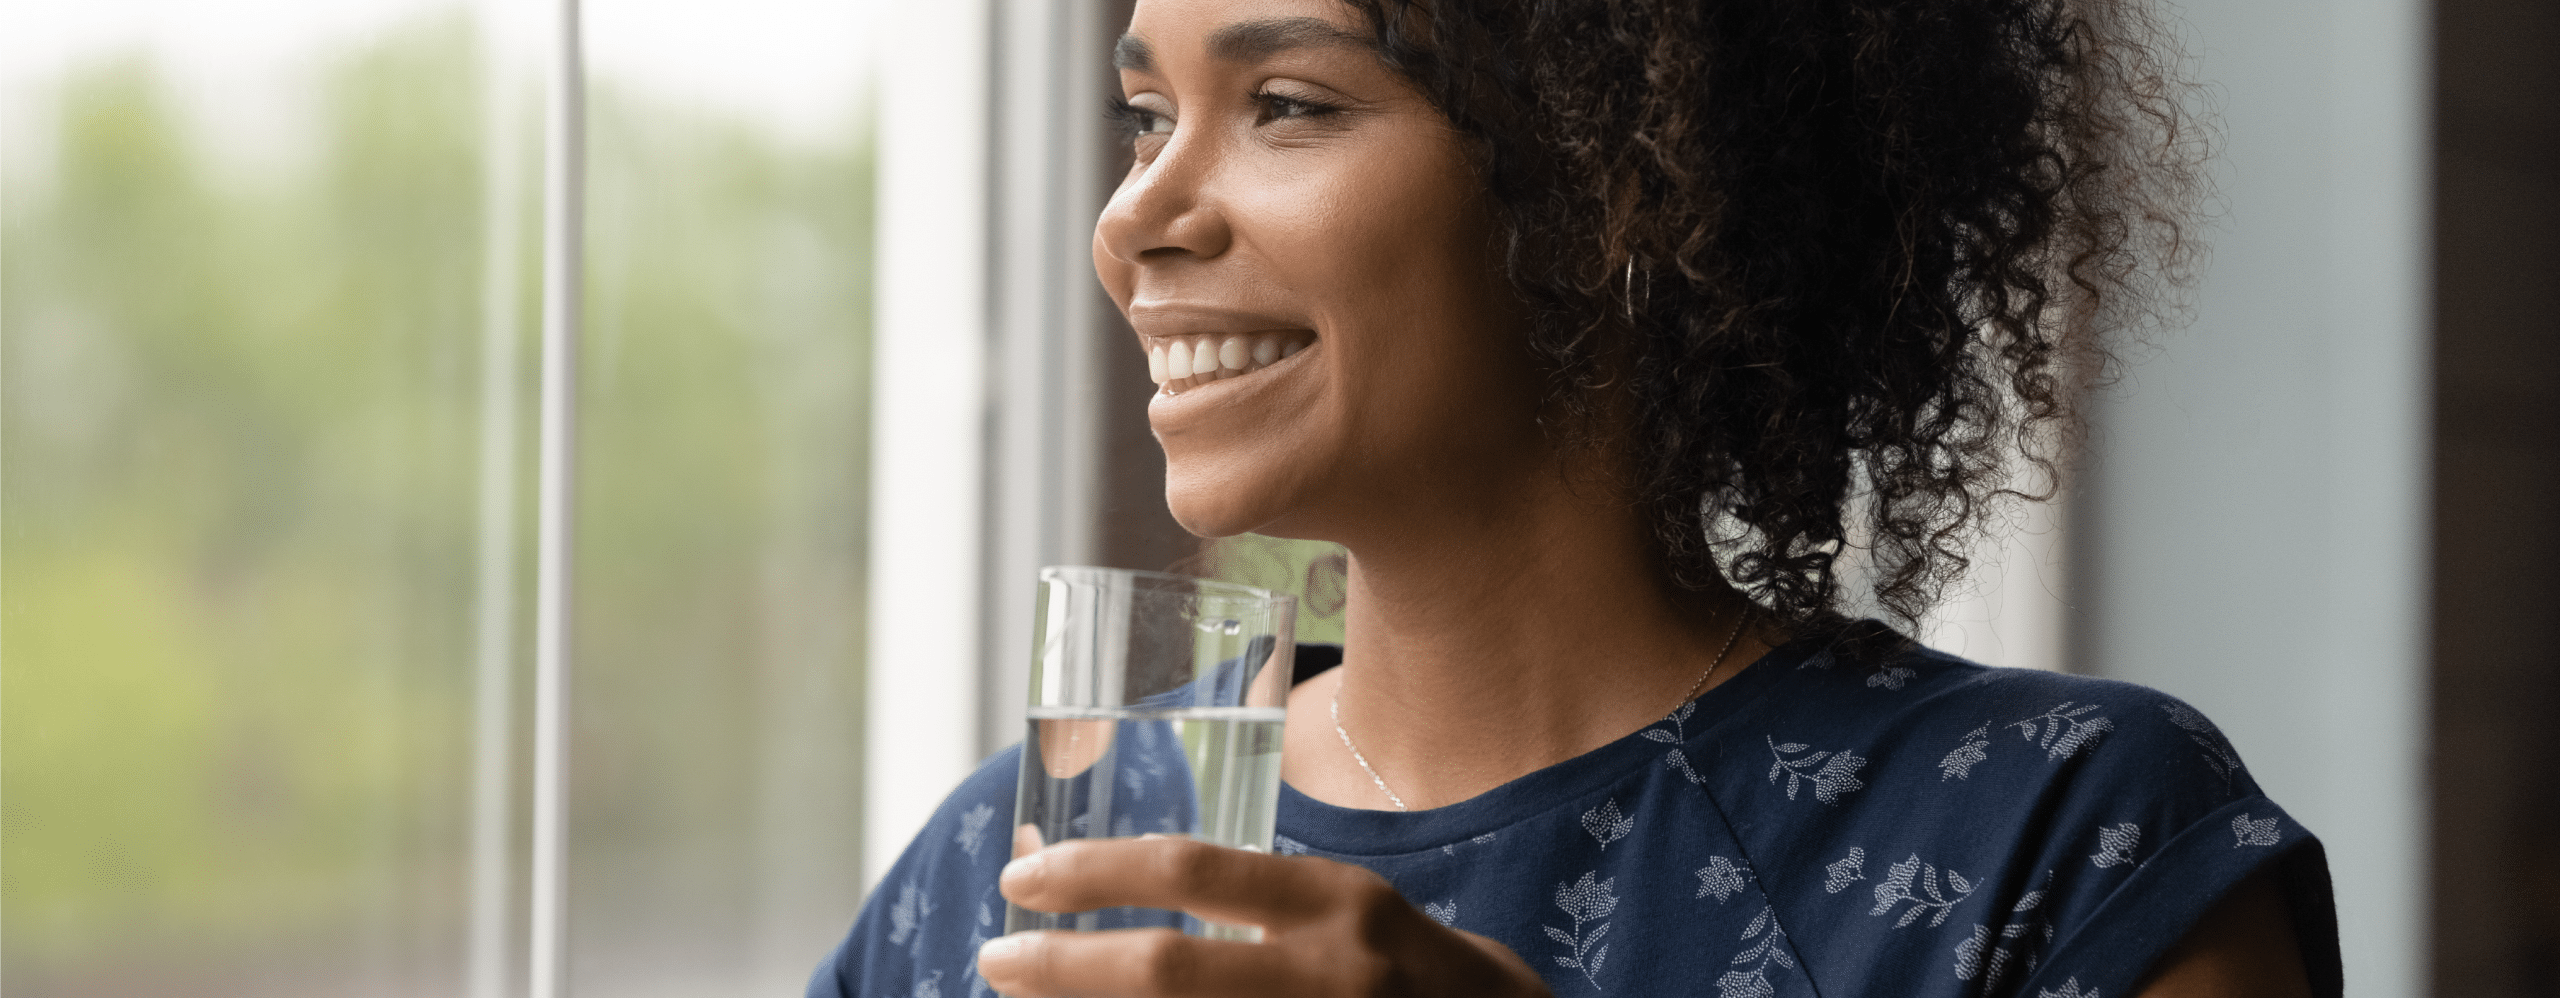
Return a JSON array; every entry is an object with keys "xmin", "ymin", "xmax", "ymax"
[{"xmin": 1146, "ymin": 332, "xmax": 1316, "ymax": 394}]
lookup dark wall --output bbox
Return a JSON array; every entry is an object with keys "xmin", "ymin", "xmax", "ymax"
[
  {"xmin": 1088, "ymin": 0, "xmax": 1202, "ymax": 575},
  {"xmin": 2429, "ymin": 0, "xmax": 2560, "ymax": 993}
]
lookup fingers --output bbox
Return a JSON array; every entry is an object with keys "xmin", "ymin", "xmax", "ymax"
[
  {"xmin": 977, "ymin": 925, "xmax": 1548, "ymax": 998},
  {"xmin": 1014, "ymin": 822, "xmax": 1047, "ymax": 860},
  {"xmin": 1000, "ymin": 836, "xmax": 1380, "ymax": 932},
  {"xmin": 977, "ymin": 928, "xmax": 1301, "ymax": 998}
]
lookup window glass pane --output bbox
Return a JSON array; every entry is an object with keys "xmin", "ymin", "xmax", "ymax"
[
  {"xmin": 2, "ymin": 5, "xmax": 538, "ymax": 994},
  {"xmin": 570, "ymin": 3, "xmax": 874, "ymax": 993}
]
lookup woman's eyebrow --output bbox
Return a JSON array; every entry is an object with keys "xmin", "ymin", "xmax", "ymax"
[
  {"xmin": 1207, "ymin": 17, "xmax": 1370, "ymax": 62},
  {"xmin": 1112, "ymin": 18, "xmax": 1371, "ymax": 73},
  {"xmin": 1113, "ymin": 34, "xmax": 1156, "ymax": 72}
]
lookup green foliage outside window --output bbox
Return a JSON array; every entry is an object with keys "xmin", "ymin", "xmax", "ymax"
[{"xmin": 2, "ymin": 13, "xmax": 873, "ymax": 990}]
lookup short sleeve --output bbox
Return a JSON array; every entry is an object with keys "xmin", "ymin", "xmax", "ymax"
[
  {"xmin": 2012, "ymin": 689, "xmax": 2342, "ymax": 998},
  {"xmin": 806, "ymin": 745, "xmax": 1021, "ymax": 998},
  {"xmin": 1718, "ymin": 651, "xmax": 2343, "ymax": 998}
]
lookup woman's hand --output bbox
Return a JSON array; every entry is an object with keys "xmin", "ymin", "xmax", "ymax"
[{"xmin": 976, "ymin": 834, "xmax": 1553, "ymax": 998}]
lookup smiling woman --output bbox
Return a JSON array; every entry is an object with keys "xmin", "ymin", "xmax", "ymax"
[
  {"xmin": 1100, "ymin": 11, "xmax": 1535, "ymax": 550},
  {"xmin": 811, "ymin": 0, "xmax": 2342, "ymax": 996}
]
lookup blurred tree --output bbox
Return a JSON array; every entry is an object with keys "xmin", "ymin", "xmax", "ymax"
[{"xmin": 3, "ymin": 13, "xmax": 874, "ymax": 994}]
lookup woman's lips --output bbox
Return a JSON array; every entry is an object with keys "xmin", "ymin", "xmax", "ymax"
[{"xmin": 1146, "ymin": 329, "xmax": 1317, "ymax": 395}]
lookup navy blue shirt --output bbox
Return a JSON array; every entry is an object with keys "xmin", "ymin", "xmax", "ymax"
[{"xmin": 810, "ymin": 638, "xmax": 2342, "ymax": 998}]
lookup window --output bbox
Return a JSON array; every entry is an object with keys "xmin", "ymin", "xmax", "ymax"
[{"xmin": 5, "ymin": 2, "xmax": 875, "ymax": 994}]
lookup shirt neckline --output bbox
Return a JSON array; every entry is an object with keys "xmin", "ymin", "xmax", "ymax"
[{"xmin": 1275, "ymin": 634, "xmax": 1824, "ymax": 858}]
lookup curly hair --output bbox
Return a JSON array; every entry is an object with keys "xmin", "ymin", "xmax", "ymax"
[{"xmin": 1340, "ymin": 0, "xmax": 2207, "ymax": 638}]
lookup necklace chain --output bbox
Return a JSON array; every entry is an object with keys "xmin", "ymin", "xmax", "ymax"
[
  {"xmin": 1331, "ymin": 611, "xmax": 1752, "ymax": 812},
  {"xmin": 1331, "ymin": 688, "xmax": 1408, "ymax": 811}
]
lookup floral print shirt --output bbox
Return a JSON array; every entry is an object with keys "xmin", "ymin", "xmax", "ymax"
[{"xmin": 808, "ymin": 637, "xmax": 2342, "ymax": 998}]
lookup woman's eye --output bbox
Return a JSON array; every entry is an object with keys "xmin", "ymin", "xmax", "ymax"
[
  {"xmin": 1254, "ymin": 92, "xmax": 1337, "ymax": 124},
  {"xmin": 1108, "ymin": 98, "xmax": 1175, "ymax": 142}
]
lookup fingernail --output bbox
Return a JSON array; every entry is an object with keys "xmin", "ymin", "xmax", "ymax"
[
  {"xmin": 1001, "ymin": 852, "xmax": 1045, "ymax": 883},
  {"xmin": 978, "ymin": 932, "xmax": 1033, "ymax": 968}
]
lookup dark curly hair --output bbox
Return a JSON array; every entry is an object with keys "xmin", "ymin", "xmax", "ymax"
[{"xmin": 1340, "ymin": 0, "xmax": 2206, "ymax": 637}]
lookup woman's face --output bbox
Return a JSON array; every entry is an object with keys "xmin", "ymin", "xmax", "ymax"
[{"xmin": 1096, "ymin": 0, "xmax": 1545, "ymax": 542}]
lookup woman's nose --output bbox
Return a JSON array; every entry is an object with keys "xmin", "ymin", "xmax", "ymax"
[{"xmin": 1094, "ymin": 137, "xmax": 1231, "ymax": 266}]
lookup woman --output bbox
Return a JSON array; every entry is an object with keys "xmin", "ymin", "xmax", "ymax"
[{"xmin": 812, "ymin": 0, "xmax": 2341, "ymax": 994}]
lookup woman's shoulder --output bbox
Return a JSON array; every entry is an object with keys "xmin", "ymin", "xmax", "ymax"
[
  {"xmin": 1764, "ymin": 636, "xmax": 2248, "ymax": 781},
  {"xmin": 898, "ymin": 742, "xmax": 1027, "ymax": 878},
  {"xmin": 1735, "ymin": 637, "xmax": 2280, "ymax": 832},
  {"xmin": 1711, "ymin": 637, "xmax": 2337, "ymax": 997},
  {"xmin": 806, "ymin": 744, "xmax": 1021, "ymax": 998}
]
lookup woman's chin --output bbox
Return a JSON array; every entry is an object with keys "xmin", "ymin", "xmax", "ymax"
[
  {"xmin": 1162, "ymin": 463, "xmax": 1305, "ymax": 541},
  {"xmin": 1163, "ymin": 488, "xmax": 1266, "ymax": 541}
]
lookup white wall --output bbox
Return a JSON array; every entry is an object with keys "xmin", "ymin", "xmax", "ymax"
[
  {"xmin": 2080, "ymin": 0, "xmax": 2429, "ymax": 994},
  {"xmin": 1919, "ymin": 488, "xmax": 2070, "ymax": 673}
]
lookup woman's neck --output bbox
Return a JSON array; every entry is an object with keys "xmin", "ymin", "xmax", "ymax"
[{"xmin": 1279, "ymin": 461, "xmax": 1773, "ymax": 811}]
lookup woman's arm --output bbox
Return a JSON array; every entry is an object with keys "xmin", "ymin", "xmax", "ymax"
[{"xmin": 2134, "ymin": 870, "xmax": 2315, "ymax": 998}]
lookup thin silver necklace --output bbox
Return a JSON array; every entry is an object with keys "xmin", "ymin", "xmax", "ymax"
[{"xmin": 1331, "ymin": 611, "xmax": 1752, "ymax": 812}]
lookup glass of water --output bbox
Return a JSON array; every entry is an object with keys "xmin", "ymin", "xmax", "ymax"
[{"xmin": 1005, "ymin": 567, "xmax": 1296, "ymax": 943}]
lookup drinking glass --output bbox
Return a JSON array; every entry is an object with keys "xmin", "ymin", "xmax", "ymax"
[{"xmin": 1004, "ymin": 567, "xmax": 1296, "ymax": 942}]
